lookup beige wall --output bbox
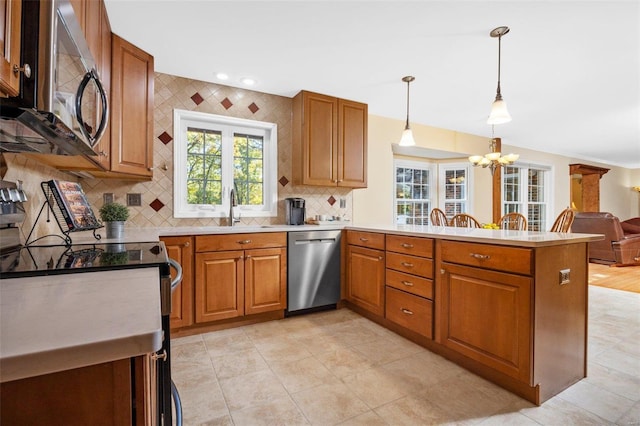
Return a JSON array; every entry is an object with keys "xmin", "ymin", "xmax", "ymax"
[{"xmin": 354, "ymin": 115, "xmax": 640, "ymax": 226}]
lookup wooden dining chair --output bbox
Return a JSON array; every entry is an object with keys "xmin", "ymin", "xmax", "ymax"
[
  {"xmin": 499, "ymin": 212, "xmax": 528, "ymax": 230},
  {"xmin": 430, "ymin": 208, "xmax": 449, "ymax": 226},
  {"xmin": 450, "ymin": 213, "xmax": 481, "ymax": 228},
  {"xmin": 550, "ymin": 207, "xmax": 576, "ymax": 232}
]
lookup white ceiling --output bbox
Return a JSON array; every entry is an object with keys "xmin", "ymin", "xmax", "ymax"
[{"xmin": 104, "ymin": 0, "xmax": 640, "ymax": 169}]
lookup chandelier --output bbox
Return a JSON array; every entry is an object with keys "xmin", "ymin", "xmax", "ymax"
[{"xmin": 468, "ymin": 137, "xmax": 519, "ymax": 175}]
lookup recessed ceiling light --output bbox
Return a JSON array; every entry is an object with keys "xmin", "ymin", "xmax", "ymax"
[
  {"xmin": 241, "ymin": 77, "xmax": 256, "ymax": 86},
  {"xmin": 215, "ymin": 72, "xmax": 229, "ymax": 80}
]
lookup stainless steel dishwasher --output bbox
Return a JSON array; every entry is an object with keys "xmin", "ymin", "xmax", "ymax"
[{"xmin": 287, "ymin": 230, "xmax": 341, "ymax": 314}]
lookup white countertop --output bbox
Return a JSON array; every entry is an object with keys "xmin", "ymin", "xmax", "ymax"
[
  {"xmin": 73, "ymin": 222, "xmax": 602, "ymax": 248},
  {"xmin": 0, "ymin": 268, "xmax": 163, "ymax": 383}
]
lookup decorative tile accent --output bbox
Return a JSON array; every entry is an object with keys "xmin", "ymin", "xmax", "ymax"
[
  {"xmin": 158, "ymin": 131, "xmax": 173, "ymax": 145},
  {"xmin": 221, "ymin": 97, "xmax": 233, "ymax": 110},
  {"xmin": 327, "ymin": 196, "xmax": 336, "ymax": 206},
  {"xmin": 191, "ymin": 92, "xmax": 204, "ymax": 105},
  {"xmin": 279, "ymin": 176, "xmax": 289, "ymax": 187},
  {"xmin": 248, "ymin": 102, "xmax": 260, "ymax": 114},
  {"xmin": 150, "ymin": 198, "xmax": 165, "ymax": 212}
]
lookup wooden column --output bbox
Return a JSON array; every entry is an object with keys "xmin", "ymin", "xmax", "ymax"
[
  {"xmin": 492, "ymin": 138, "xmax": 502, "ymax": 223},
  {"xmin": 569, "ymin": 164, "xmax": 609, "ymax": 212}
]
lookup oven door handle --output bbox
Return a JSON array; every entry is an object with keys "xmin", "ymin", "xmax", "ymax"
[{"xmin": 168, "ymin": 258, "xmax": 183, "ymax": 291}]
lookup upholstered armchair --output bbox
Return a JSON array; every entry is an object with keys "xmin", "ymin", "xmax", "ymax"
[{"xmin": 571, "ymin": 212, "xmax": 640, "ymax": 265}]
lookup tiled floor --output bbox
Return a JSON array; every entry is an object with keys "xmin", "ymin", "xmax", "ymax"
[{"xmin": 171, "ymin": 285, "xmax": 640, "ymax": 425}]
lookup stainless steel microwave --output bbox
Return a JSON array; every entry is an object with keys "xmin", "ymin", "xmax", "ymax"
[{"xmin": 0, "ymin": 0, "xmax": 108, "ymax": 157}]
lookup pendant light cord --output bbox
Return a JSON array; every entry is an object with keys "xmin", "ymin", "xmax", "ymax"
[
  {"xmin": 405, "ymin": 79, "xmax": 411, "ymax": 129},
  {"xmin": 495, "ymin": 34, "xmax": 503, "ymax": 99}
]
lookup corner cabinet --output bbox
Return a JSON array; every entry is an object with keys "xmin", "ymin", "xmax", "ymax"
[
  {"xmin": 292, "ymin": 91, "xmax": 367, "ymax": 188},
  {"xmin": 0, "ymin": 0, "xmax": 22, "ymax": 97},
  {"xmin": 110, "ymin": 34, "xmax": 154, "ymax": 178},
  {"xmin": 194, "ymin": 233, "xmax": 287, "ymax": 324},
  {"xmin": 161, "ymin": 236, "xmax": 194, "ymax": 330}
]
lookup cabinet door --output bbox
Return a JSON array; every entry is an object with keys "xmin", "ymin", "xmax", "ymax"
[
  {"xmin": 110, "ymin": 34, "xmax": 154, "ymax": 177},
  {"xmin": 346, "ymin": 245, "xmax": 385, "ymax": 316},
  {"xmin": 161, "ymin": 236, "xmax": 194, "ymax": 330},
  {"xmin": 195, "ymin": 251, "xmax": 244, "ymax": 323},
  {"xmin": 337, "ymin": 99, "xmax": 367, "ymax": 188},
  {"xmin": 298, "ymin": 91, "xmax": 338, "ymax": 186},
  {"xmin": 245, "ymin": 247, "xmax": 287, "ymax": 315},
  {"xmin": 440, "ymin": 263, "xmax": 532, "ymax": 383},
  {"xmin": 0, "ymin": 0, "xmax": 22, "ymax": 97}
]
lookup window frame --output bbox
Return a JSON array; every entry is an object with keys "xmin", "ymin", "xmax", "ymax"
[
  {"xmin": 501, "ymin": 161, "xmax": 552, "ymax": 231},
  {"xmin": 393, "ymin": 158, "xmax": 436, "ymax": 225},
  {"xmin": 173, "ymin": 109, "xmax": 278, "ymax": 218},
  {"xmin": 438, "ymin": 162, "xmax": 473, "ymax": 218}
]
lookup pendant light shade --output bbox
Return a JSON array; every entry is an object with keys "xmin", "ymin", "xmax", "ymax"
[
  {"xmin": 399, "ymin": 76, "xmax": 416, "ymax": 146},
  {"xmin": 487, "ymin": 26, "xmax": 512, "ymax": 125}
]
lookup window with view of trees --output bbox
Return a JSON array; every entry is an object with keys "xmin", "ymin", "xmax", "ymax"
[
  {"xmin": 502, "ymin": 164, "xmax": 551, "ymax": 231},
  {"xmin": 174, "ymin": 110, "xmax": 277, "ymax": 218},
  {"xmin": 438, "ymin": 163, "xmax": 472, "ymax": 219},
  {"xmin": 394, "ymin": 160, "xmax": 435, "ymax": 225}
]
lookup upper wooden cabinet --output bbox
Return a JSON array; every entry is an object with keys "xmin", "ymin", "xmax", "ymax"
[
  {"xmin": 292, "ymin": 91, "xmax": 367, "ymax": 188},
  {"xmin": 110, "ymin": 33, "xmax": 154, "ymax": 177},
  {"xmin": 0, "ymin": 0, "xmax": 22, "ymax": 97}
]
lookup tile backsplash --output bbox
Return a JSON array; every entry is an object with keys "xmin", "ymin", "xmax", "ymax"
[{"xmin": 6, "ymin": 73, "xmax": 353, "ymax": 240}]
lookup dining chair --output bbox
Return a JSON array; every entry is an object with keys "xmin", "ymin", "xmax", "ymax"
[
  {"xmin": 450, "ymin": 213, "xmax": 482, "ymax": 228},
  {"xmin": 430, "ymin": 208, "xmax": 449, "ymax": 226},
  {"xmin": 550, "ymin": 207, "xmax": 576, "ymax": 232},
  {"xmin": 499, "ymin": 212, "xmax": 528, "ymax": 231}
]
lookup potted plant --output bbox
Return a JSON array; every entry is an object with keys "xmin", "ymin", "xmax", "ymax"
[{"xmin": 99, "ymin": 202, "xmax": 130, "ymax": 239}]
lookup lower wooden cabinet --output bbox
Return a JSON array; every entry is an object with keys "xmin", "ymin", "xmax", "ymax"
[
  {"xmin": 440, "ymin": 262, "xmax": 532, "ymax": 382},
  {"xmin": 194, "ymin": 233, "xmax": 287, "ymax": 324},
  {"xmin": 345, "ymin": 244, "xmax": 385, "ymax": 316},
  {"xmin": 0, "ymin": 356, "xmax": 152, "ymax": 425},
  {"xmin": 385, "ymin": 286, "xmax": 433, "ymax": 338},
  {"xmin": 161, "ymin": 236, "xmax": 194, "ymax": 330}
]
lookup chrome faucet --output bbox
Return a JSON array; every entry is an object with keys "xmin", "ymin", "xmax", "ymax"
[{"xmin": 229, "ymin": 188, "xmax": 240, "ymax": 226}]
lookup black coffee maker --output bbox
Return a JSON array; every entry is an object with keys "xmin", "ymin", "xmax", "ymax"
[{"xmin": 285, "ymin": 198, "xmax": 306, "ymax": 225}]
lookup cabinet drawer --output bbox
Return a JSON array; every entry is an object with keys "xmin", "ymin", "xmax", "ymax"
[
  {"xmin": 440, "ymin": 240, "xmax": 533, "ymax": 276},
  {"xmin": 385, "ymin": 287, "xmax": 433, "ymax": 338},
  {"xmin": 386, "ymin": 235, "xmax": 433, "ymax": 258},
  {"xmin": 386, "ymin": 269, "xmax": 433, "ymax": 300},
  {"xmin": 386, "ymin": 252, "xmax": 433, "ymax": 279},
  {"xmin": 196, "ymin": 232, "xmax": 287, "ymax": 252},
  {"xmin": 346, "ymin": 230, "xmax": 385, "ymax": 250}
]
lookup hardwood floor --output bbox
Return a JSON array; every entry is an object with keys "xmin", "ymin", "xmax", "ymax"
[{"xmin": 588, "ymin": 262, "xmax": 640, "ymax": 293}]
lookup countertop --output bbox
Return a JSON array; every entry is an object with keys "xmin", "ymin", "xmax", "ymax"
[
  {"xmin": 0, "ymin": 268, "xmax": 163, "ymax": 383},
  {"xmin": 74, "ymin": 222, "xmax": 602, "ymax": 248}
]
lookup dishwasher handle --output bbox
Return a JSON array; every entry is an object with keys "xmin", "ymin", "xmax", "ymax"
[{"xmin": 294, "ymin": 238, "xmax": 338, "ymax": 245}]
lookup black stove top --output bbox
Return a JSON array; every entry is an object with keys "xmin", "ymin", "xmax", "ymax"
[{"xmin": 0, "ymin": 241, "xmax": 169, "ymax": 278}]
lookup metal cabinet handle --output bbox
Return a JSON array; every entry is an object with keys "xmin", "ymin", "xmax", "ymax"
[
  {"xmin": 359, "ymin": 237, "xmax": 368, "ymax": 242},
  {"xmin": 151, "ymin": 349, "xmax": 167, "ymax": 362},
  {"xmin": 13, "ymin": 63, "xmax": 31, "ymax": 78},
  {"xmin": 98, "ymin": 150, "xmax": 108, "ymax": 157},
  {"xmin": 183, "ymin": 241, "xmax": 190, "ymax": 247},
  {"xmin": 245, "ymin": 255, "xmax": 251, "ymax": 259},
  {"xmin": 378, "ymin": 256, "xmax": 383, "ymax": 260},
  {"xmin": 401, "ymin": 280, "xmax": 414, "ymax": 287},
  {"xmin": 401, "ymin": 308, "xmax": 414, "ymax": 315},
  {"xmin": 238, "ymin": 239, "xmax": 252, "ymax": 244},
  {"xmin": 470, "ymin": 253, "xmax": 491, "ymax": 260},
  {"xmin": 401, "ymin": 262, "xmax": 414, "ymax": 267},
  {"xmin": 401, "ymin": 243, "xmax": 414, "ymax": 248}
]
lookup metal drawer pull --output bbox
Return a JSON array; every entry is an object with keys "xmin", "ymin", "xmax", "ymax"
[
  {"xmin": 238, "ymin": 239, "xmax": 252, "ymax": 244},
  {"xmin": 401, "ymin": 243, "xmax": 414, "ymax": 248},
  {"xmin": 151, "ymin": 349, "xmax": 167, "ymax": 362},
  {"xmin": 378, "ymin": 256, "xmax": 383, "ymax": 260},
  {"xmin": 401, "ymin": 280, "xmax": 414, "ymax": 287},
  {"xmin": 183, "ymin": 241, "xmax": 190, "ymax": 247},
  {"xmin": 401, "ymin": 308, "xmax": 414, "ymax": 315},
  {"xmin": 359, "ymin": 237, "xmax": 369, "ymax": 242},
  {"xmin": 401, "ymin": 262, "xmax": 414, "ymax": 267},
  {"xmin": 470, "ymin": 253, "xmax": 491, "ymax": 260}
]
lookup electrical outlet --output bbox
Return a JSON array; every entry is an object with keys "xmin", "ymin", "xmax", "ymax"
[
  {"xmin": 127, "ymin": 193, "xmax": 142, "ymax": 207},
  {"xmin": 103, "ymin": 193, "xmax": 114, "ymax": 204},
  {"xmin": 340, "ymin": 198, "xmax": 346, "ymax": 208},
  {"xmin": 559, "ymin": 269, "xmax": 571, "ymax": 285}
]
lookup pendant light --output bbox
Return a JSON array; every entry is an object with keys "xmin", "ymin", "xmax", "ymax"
[
  {"xmin": 487, "ymin": 26, "xmax": 512, "ymax": 124},
  {"xmin": 399, "ymin": 76, "xmax": 416, "ymax": 146}
]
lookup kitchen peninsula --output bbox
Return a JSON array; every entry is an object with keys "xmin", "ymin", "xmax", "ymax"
[{"xmin": 3, "ymin": 224, "xmax": 601, "ymax": 408}]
